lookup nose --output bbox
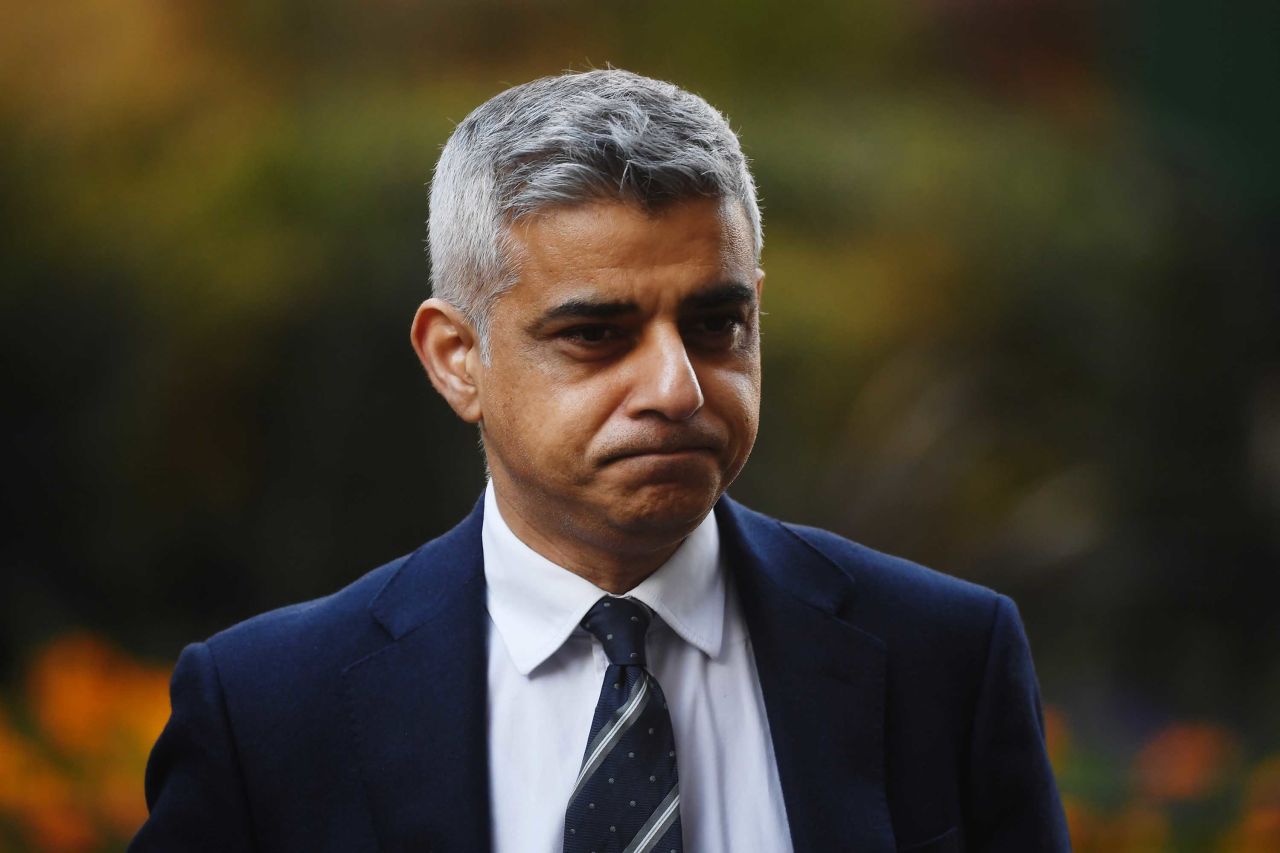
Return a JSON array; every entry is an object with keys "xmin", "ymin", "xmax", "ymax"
[{"xmin": 625, "ymin": 324, "xmax": 704, "ymax": 422}]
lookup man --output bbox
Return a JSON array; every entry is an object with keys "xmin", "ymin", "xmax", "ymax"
[{"xmin": 132, "ymin": 70, "xmax": 1069, "ymax": 852}]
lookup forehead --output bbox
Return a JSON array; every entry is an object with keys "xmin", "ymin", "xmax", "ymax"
[{"xmin": 502, "ymin": 197, "xmax": 756, "ymax": 306}]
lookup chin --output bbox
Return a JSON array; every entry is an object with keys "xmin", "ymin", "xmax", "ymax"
[{"xmin": 605, "ymin": 480, "xmax": 721, "ymax": 538}]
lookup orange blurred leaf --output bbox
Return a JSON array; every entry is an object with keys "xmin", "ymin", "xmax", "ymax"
[{"xmin": 1132, "ymin": 722, "xmax": 1239, "ymax": 803}]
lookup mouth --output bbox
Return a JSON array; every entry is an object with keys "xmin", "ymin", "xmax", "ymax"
[
  {"xmin": 602, "ymin": 444, "xmax": 720, "ymax": 465},
  {"xmin": 619, "ymin": 448, "xmax": 715, "ymax": 459}
]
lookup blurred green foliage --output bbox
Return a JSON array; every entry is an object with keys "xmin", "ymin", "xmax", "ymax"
[{"xmin": 2, "ymin": 0, "xmax": 1278, "ymax": 847}]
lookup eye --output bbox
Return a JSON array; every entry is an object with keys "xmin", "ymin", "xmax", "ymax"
[
  {"xmin": 699, "ymin": 316, "xmax": 739, "ymax": 333},
  {"xmin": 559, "ymin": 324, "xmax": 625, "ymax": 346},
  {"xmin": 685, "ymin": 314, "xmax": 745, "ymax": 340}
]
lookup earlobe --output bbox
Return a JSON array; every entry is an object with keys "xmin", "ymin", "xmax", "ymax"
[{"xmin": 410, "ymin": 298, "xmax": 483, "ymax": 423}]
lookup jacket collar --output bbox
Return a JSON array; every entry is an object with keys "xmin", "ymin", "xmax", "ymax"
[{"xmin": 367, "ymin": 494, "xmax": 487, "ymax": 640}]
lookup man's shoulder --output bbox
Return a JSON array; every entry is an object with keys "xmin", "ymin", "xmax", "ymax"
[
  {"xmin": 726, "ymin": 498, "xmax": 1007, "ymax": 638},
  {"xmin": 202, "ymin": 551, "xmax": 410, "ymax": 679},
  {"xmin": 786, "ymin": 520, "xmax": 997, "ymax": 606},
  {"xmin": 203, "ymin": 498, "xmax": 486, "ymax": 674}
]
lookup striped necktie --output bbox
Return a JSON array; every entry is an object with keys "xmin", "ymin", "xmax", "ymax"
[{"xmin": 563, "ymin": 596, "xmax": 682, "ymax": 853}]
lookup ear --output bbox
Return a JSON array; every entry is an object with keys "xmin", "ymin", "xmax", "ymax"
[
  {"xmin": 410, "ymin": 298, "xmax": 484, "ymax": 424},
  {"xmin": 754, "ymin": 267, "xmax": 765, "ymax": 301}
]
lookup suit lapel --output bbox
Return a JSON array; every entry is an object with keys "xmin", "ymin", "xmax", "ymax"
[
  {"xmin": 718, "ymin": 497, "xmax": 897, "ymax": 853},
  {"xmin": 342, "ymin": 500, "xmax": 492, "ymax": 853}
]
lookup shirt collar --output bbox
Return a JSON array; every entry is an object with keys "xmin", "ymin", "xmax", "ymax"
[{"xmin": 482, "ymin": 481, "xmax": 725, "ymax": 676}]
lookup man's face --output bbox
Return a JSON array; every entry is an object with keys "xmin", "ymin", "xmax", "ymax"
[{"xmin": 475, "ymin": 196, "xmax": 762, "ymax": 551}]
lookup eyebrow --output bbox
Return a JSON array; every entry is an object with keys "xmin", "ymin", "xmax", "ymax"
[
  {"xmin": 534, "ymin": 297, "xmax": 638, "ymax": 326},
  {"xmin": 529, "ymin": 280, "xmax": 757, "ymax": 332},
  {"xmin": 683, "ymin": 280, "xmax": 757, "ymax": 311}
]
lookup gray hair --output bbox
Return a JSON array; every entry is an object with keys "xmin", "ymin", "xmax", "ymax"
[{"xmin": 427, "ymin": 69, "xmax": 762, "ymax": 347}]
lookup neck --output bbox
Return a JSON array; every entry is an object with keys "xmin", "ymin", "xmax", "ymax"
[{"xmin": 490, "ymin": 485, "xmax": 688, "ymax": 594}]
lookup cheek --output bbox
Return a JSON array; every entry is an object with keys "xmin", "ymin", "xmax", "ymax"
[
  {"xmin": 487, "ymin": 364, "xmax": 619, "ymax": 458},
  {"xmin": 482, "ymin": 365, "xmax": 543, "ymax": 453},
  {"xmin": 708, "ymin": 367, "xmax": 762, "ymax": 441}
]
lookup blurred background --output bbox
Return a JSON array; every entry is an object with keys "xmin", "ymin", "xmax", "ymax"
[{"xmin": 2, "ymin": 0, "xmax": 1277, "ymax": 849}]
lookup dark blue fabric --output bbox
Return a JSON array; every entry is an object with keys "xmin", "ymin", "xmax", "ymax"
[
  {"xmin": 563, "ymin": 598, "xmax": 682, "ymax": 853},
  {"xmin": 131, "ymin": 495, "xmax": 1070, "ymax": 852},
  {"xmin": 582, "ymin": 596, "xmax": 651, "ymax": 667}
]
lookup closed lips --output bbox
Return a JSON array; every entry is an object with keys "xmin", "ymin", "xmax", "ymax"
[{"xmin": 603, "ymin": 442, "xmax": 719, "ymax": 463}]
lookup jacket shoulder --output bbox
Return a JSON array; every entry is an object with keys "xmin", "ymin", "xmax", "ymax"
[
  {"xmin": 203, "ymin": 551, "xmax": 408, "ymax": 683},
  {"xmin": 759, "ymin": 510, "xmax": 1008, "ymax": 646},
  {"xmin": 787, "ymin": 522, "xmax": 998, "ymax": 605}
]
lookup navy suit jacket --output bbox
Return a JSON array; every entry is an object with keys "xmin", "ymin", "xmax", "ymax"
[{"xmin": 131, "ymin": 496, "xmax": 1070, "ymax": 852}]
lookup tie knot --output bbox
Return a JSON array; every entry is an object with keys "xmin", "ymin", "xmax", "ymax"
[{"xmin": 581, "ymin": 596, "xmax": 651, "ymax": 667}]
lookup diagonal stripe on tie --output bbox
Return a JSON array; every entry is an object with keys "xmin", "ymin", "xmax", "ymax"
[
  {"xmin": 569, "ymin": 673, "xmax": 652, "ymax": 801},
  {"xmin": 622, "ymin": 786, "xmax": 680, "ymax": 853}
]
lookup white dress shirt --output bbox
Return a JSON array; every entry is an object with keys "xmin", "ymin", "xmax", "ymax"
[{"xmin": 482, "ymin": 482, "xmax": 794, "ymax": 852}]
